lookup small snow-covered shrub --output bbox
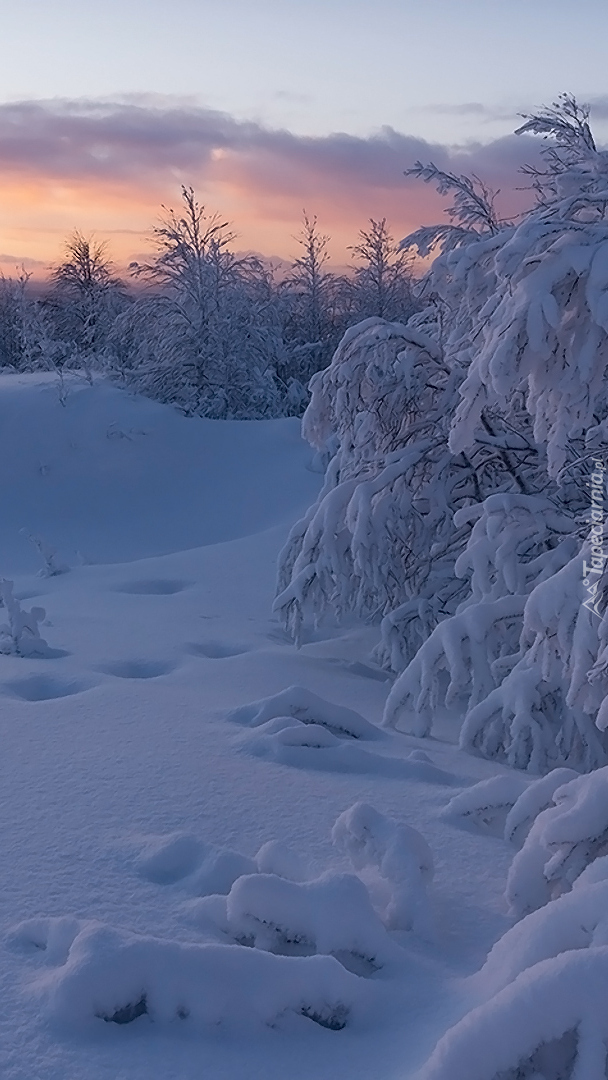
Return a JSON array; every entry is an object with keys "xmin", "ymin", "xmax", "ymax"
[
  {"xmin": 227, "ymin": 685, "xmax": 381, "ymax": 740},
  {"xmin": 441, "ymin": 774, "xmax": 530, "ymax": 836},
  {"xmin": 0, "ymin": 579, "xmax": 51, "ymax": 657},
  {"xmin": 332, "ymin": 802, "xmax": 434, "ymax": 934},
  {"xmin": 506, "ymin": 766, "xmax": 608, "ymax": 917},
  {"xmin": 22, "ymin": 531, "xmax": 68, "ymax": 577},
  {"xmin": 36, "ymin": 921, "xmax": 366, "ymax": 1032},
  {"xmin": 224, "ymin": 871, "xmax": 396, "ymax": 972}
]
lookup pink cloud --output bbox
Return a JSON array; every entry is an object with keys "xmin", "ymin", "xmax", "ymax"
[{"xmin": 0, "ymin": 98, "xmax": 544, "ymax": 266}]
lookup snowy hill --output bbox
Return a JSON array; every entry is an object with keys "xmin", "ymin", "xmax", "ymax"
[
  {"xmin": 0, "ymin": 374, "xmax": 515, "ymax": 1080},
  {"xmin": 0, "ymin": 372, "xmax": 321, "ymax": 573}
]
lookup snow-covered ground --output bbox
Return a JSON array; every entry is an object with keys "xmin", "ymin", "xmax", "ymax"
[{"xmin": 1, "ymin": 374, "xmax": 517, "ymax": 1080}]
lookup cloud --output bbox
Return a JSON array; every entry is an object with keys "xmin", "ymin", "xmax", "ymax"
[
  {"xmin": 0, "ymin": 253, "xmax": 46, "ymax": 268},
  {"xmin": 0, "ymin": 97, "xmax": 545, "ymax": 264}
]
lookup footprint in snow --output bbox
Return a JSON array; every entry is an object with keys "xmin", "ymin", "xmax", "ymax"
[
  {"xmin": 113, "ymin": 578, "xmax": 190, "ymax": 595},
  {"xmin": 98, "ymin": 659, "xmax": 175, "ymax": 679},
  {"xmin": 4, "ymin": 674, "xmax": 91, "ymax": 701},
  {"xmin": 185, "ymin": 641, "xmax": 250, "ymax": 659},
  {"xmin": 8, "ymin": 915, "xmax": 81, "ymax": 964},
  {"xmin": 131, "ymin": 831, "xmax": 307, "ymax": 896}
]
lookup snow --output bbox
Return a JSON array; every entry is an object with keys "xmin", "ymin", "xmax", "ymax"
[
  {"xmin": 332, "ymin": 803, "xmax": 435, "ymax": 935},
  {"xmin": 441, "ymin": 773, "xmax": 531, "ymax": 836},
  {"xmin": 506, "ymin": 766, "xmax": 608, "ymax": 917},
  {"xmin": 0, "ymin": 373, "xmax": 537, "ymax": 1080},
  {"xmin": 32, "ymin": 920, "xmax": 369, "ymax": 1033}
]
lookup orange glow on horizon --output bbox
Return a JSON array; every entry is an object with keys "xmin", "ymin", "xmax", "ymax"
[{"xmin": 0, "ymin": 159, "xmax": 445, "ymax": 280}]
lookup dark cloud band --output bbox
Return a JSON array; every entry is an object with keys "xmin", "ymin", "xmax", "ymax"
[{"xmin": 0, "ymin": 97, "xmax": 542, "ymax": 218}]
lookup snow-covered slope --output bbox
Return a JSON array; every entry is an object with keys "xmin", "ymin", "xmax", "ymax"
[
  {"xmin": 0, "ymin": 372, "xmax": 321, "ymax": 573},
  {"xmin": 0, "ymin": 374, "xmax": 517, "ymax": 1080}
]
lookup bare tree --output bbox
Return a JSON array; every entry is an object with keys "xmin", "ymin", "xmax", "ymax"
[{"xmin": 349, "ymin": 217, "xmax": 415, "ymax": 321}]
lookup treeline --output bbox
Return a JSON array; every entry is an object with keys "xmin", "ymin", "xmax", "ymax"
[{"xmin": 0, "ymin": 189, "xmax": 416, "ymax": 417}]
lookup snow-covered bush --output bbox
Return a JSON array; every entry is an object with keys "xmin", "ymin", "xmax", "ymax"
[
  {"xmin": 28, "ymin": 919, "xmax": 366, "ymax": 1031},
  {"xmin": 422, "ymin": 858, "xmax": 608, "ymax": 1078},
  {"xmin": 441, "ymin": 774, "xmax": 530, "ymax": 835},
  {"xmin": 506, "ymin": 766, "xmax": 608, "ymax": 917},
  {"xmin": 227, "ymin": 685, "xmax": 381, "ymax": 740},
  {"xmin": 477, "ymin": 879, "xmax": 608, "ymax": 998},
  {"xmin": 420, "ymin": 946, "xmax": 608, "ymax": 1080},
  {"xmin": 332, "ymin": 802, "xmax": 434, "ymax": 934},
  {"xmin": 277, "ymin": 96, "xmax": 608, "ymax": 774},
  {"xmin": 504, "ymin": 767, "xmax": 578, "ymax": 846},
  {"xmin": 0, "ymin": 579, "xmax": 51, "ymax": 657},
  {"xmin": 223, "ymin": 871, "xmax": 396, "ymax": 971}
]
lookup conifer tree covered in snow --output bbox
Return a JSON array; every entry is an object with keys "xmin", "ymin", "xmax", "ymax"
[{"xmin": 277, "ymin": 96, "xmax": 608, "ymax": 774}]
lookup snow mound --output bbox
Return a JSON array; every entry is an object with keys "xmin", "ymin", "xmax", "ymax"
[
  {"xmin": 227, "ymin": 685, "xmax": 382, "ymax": 740},
  {"xmin": 134, "ymin": 832, "xmax": 257, "ymax": 895},
  {"xmin": 255, "ymin": 840, "xmax": 309, "ymax": 882},
  {"xmin": 220, "ymin": 871, "xmax": 397, "ymax": 974},
  {"xmin": 332, "ymin": 803, "xmax": 434, "ymax": 934},
  {"xmin": 243, "ymin": 715, "xmax": 452, "ymax": 781},
  {"xmin": 35, "ymin": 921, "xmax": 367, "ymax": 1032}
]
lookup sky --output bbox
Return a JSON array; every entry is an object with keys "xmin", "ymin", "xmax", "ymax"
[{"xmin": 1, "ymin": 0, "xmax": 608, "ymax": 275}]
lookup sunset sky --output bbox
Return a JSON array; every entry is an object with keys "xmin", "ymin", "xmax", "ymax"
[{"xmin": 2, "ymin": 0, "xmax": 608, "ymax": 276}]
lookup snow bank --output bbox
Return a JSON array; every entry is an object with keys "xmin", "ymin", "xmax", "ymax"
[{"xmin": 0, "ymin": 374, "xmax": 320, "ymax": 573}]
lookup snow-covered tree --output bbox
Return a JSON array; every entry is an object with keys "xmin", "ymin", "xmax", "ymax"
[
  {"xmin": 116, "ymin": 187, "xmax": 291, "ymax": 418},
  {"xmin": 46, "ymin": 232, "xmax": 126, "ymax": 371},
  {"xmin": 277, "ymin": 96, "xmax": 608, "ymax": 773},
  {"xmin": 348, "ymin": 217, "xmax": 416, "ymax": 323},
  {"xmin": 280, "ymin": 212, "xmax": 343, "ymax": 382},
  {"xmin": 0, "ymin": 271, "xmax": 49, "ymax": 371},
  {"xmin": 0, "ymin": 580, "xmax": 51, "ymax": 657}
]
